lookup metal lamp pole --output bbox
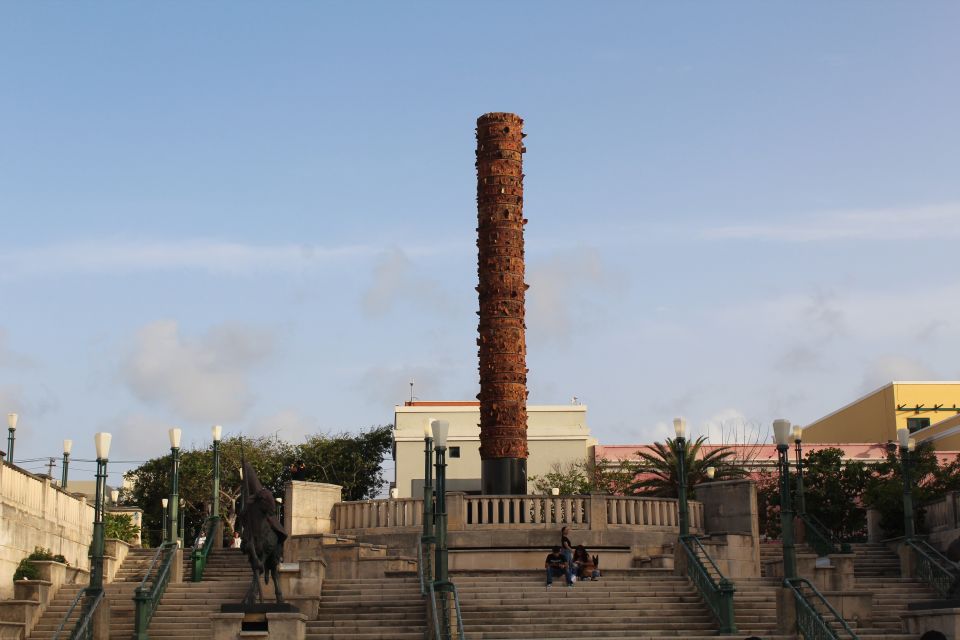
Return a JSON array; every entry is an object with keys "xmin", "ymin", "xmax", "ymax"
[
  {"xmin": 432, "ymin": 420, "xmax": 450, "ymax": 587},
  {"xmin": 793, "ymin": 425, "xmax": 806, "ymax": 516},
  {"xmin": 212, "ymin": 425, "xmax": 222, "ymax": 528},
  {"xmin": 897, "ymin": 427, "xmax": 915, "ymax": 540},
  {"xmin": 423, "ymin": 421, "xmax": 435, "ymax": 550},
  {"xmin": 162, "ymin": 498, "xmax": 169, "ymax": 544},
  {"xmin": 774, "ymin": 419, "xmax": 797, "ymax": 580},
  {"xmin": 673, "ymin": 417, "xmax": 690, "ymax": 536},
  {"xmin": 62, "ymin": 439, "xmax": 73, "ymax": 488},
  {"xmin": 6, "ymin": 413, "xmax": 17, "ymax": 463},
  {"xmin": 168, "ymin": 428, "xmax": 182, "ymax": 547},
  {"xmin": 90, "ymin": 433, "xmax": 112, "ymax": 592}
]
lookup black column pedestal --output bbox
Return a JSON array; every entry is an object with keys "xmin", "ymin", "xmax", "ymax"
[{"xmin": 481, "ymin": 458, "xmax": 527, "ymax": 495}]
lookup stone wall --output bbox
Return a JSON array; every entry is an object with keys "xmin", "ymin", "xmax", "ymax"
[
  {"xmin": 283, "ymin": 481, "xmax": 341, "ymax": 536},
  {"xmin": 0, "ymin": 463, "xmax": 94, "ymax": 599},
  {"xmin": 694, "ymin": 479, "xmax": 761, "ymax": 578}
]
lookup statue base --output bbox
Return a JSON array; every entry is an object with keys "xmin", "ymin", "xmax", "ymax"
[
  {"xmin": 220, "ymin": 603, "xmax": 300, "ymax": 632},
  {"xmin": 481, "ymin": 458, "xmax": 527, "ymax": 495}
]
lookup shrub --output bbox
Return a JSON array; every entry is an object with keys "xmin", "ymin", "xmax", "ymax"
[
  {"xmin": 104, "ymin": 513, "xmax": 139, "ymax": 544},
  {"xmin": 12, "ymin": 547, "xmax": 67, "ymax": 582}
]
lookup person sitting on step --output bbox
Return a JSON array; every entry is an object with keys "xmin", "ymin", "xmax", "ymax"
[
  {"xmin": 572, "ymin": 544, "xmax": 600, "ymax": 581},
  {"xmin": 545, "ymin": 546, "xmax": 572, "ymax": 588}
]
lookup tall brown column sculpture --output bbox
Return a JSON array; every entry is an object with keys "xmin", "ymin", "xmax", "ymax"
[{"xmin": 475, "ymin": 112, "xmax": 529, "ymax": 495}]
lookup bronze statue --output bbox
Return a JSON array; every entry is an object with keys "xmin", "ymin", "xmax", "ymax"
[{"xmin": 236, "ymin": 461, "xmax": 286, "ymax": 605}]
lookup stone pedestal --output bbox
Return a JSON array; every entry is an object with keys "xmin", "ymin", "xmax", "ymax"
[
  {"xmin": 265, "ymin": 612, "xmax": 306, "ymax": 638},
  {"xmin": 285, "ymin": 481, "xmax": 342, "ymax": 536},
  {"xmin": 776, "ymin": 586, "xmax": 797, "ymax": 635},
  {"xmin": 211, "ymin": 612, "xmax": 244, "ymax": 640},
  {"xmin": 92, "ymin": 595, "xmax": 110, "ymax": 640},
  {"xmin": 904, "ymin": 607, "xmax": 960, "ymax": 638}
]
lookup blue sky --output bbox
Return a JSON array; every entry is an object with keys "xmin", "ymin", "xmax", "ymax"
[{"xmin": 1, "ymin": 2, "xmax": 958, "ymax": 484}]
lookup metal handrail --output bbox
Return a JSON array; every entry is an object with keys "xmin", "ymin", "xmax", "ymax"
[
  {"xmin": 418, "ymin": 539, "xmax": 465, "ymax": 639},
  {"xmin": 800, "ymin": 513, "xmax": 843, "ymax": 557},
  {"xmin": 53, "ymin": 588, "xmax": 104, "ymax": 640},
  {"xmin": 133, "ymin": 542, "xmax": 177, "ymax": 640},
  {"xmin": 907, "ymin": 538, "xmax": 960, "ymax": 598},
  {"xmin": 191, "ymin": 516, "xmax": 218, "ymax": 582},
  {"xmin": 680, "ymin": 535, "xmax": 737, "ymax": 634},
  {"xmin": 786, "ymin": 577, "xmax": 859, "ymax": 640}
]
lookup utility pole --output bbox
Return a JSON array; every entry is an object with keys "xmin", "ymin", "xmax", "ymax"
[{"xmin": 46, "ymin": 457, "xmax": 56, "ymax": 478}]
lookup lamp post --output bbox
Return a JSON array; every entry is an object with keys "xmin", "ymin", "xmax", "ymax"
[
  {"xmin": 162, "ymin": 498, "xmax": 169, "ymax": 544},
  {"xmin": 62, "ymin": 439, "xmax": 72, "ymax": 488},
  {"xmin": 673, "ymin": 417, "xmax": 689, "ymax": 537},
  {"xmin": 706, "ymin": 466, "xmax": 716, "ymax": 480},
  {"xmin": 423, "ymin": 420, "xmax": 435, "ymax": 552},
  {"xmin": 168, "ymin": 428, "xmax": 182, "ymax": 547},
  {"xmin": 6, "ymin": 413, "xmax": 17, "ymax": 463},
  {"xmin": 432, "ymin": 419, "xmax": 450, "ymax": 587},
  {"xmin": 212, "ymin": 425, "xmax": 222, "ymax": 531},
  {"xmin": 773, "ymin": 419, "xmax": 797, "ymax": 580},
  {"xmin": 90, "ymin": 432, "xmax": 112, "ymax": 592},
  {"xmin": 793, "ymin": 425, "xmax": 806, "ymax": 516},
  {"xmin": 111, "ymin": 489, "xmax": 119, "ymax": 507},
  {"xmin": 897, "ymin": 427, "xmax": 915, "ymax": 540}
]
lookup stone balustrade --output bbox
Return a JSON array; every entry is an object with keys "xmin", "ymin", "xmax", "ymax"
[
  {"xmin": 333, "ymin": 497, "xmax": 424, "ymax": 531},
  {"xmin": 334, "ymin": 494, "xmax": 703, "ymax": 534}
]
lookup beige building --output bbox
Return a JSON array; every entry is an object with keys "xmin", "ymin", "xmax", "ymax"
[
  {"xmin": 803, "ymin": 381, "xmax": 960, "ymax": 448},
  {"xmin": 392, "ymin": 401, "xmax": 595, "ymax": 498}
]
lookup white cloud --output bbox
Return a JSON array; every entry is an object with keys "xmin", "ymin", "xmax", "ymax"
[
  {"xmin": 527, "ymin": 247, "xmax": 623, "ymax": 343},
  {"xmin": 361, "ymin": 248, "xmax": 454, "ymax": 317},
  {"xmin": 703, "ymin": 202, "xmax": 960, "ymax": 242},
  {"xmin": 860, "ymin": 355, "xmax": 939, "ymax": 394},
  {"xmin": 249, "ymin": 409, "xmax": 322, "ymax": 442},
  {"xmin": 0, "ymin": 329, "xmax": 36, "ymax": 369},
  {"xmin": 0, "ymin": 238, "xmax": 379, "ymax": 278},
  {"xmin": 120, "ymin": 320, "xmax": 273, "ymax": 423}
]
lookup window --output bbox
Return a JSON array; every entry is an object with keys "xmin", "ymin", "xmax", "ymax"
[
  {"xmin": 449, "ymin": 446, "xmax": 461, "ymax": 458},
  {"xmin": 907, "ymin": 417, "xmax": 930, "ymax": 433}
]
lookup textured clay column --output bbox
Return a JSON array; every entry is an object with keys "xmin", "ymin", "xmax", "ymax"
[{"xmin": 475, "ymin": 112, "xmax": 529, "ymax": 495}]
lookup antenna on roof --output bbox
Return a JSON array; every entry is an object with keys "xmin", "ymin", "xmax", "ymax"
[{"xmin": 409, "ymin": 379, "xmax": 416, "ymax": 404}]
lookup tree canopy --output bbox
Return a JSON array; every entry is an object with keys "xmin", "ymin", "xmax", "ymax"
[{"xmin": 123, "ymin": 426, "xmax": 392, "ymax": 546}]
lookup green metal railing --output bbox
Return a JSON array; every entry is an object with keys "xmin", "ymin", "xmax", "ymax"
[
  {"xmin": 680, "ymin": 535, "xmax": 737, "ymax": 634},
  {"xmin": 786, "ymin": 577, "xmax": 859, "ymax": 640},
  {"xmin": 53, "ymin": 588, "xmax": 104, "ymax": 640},
  {"xmin": 800, "ymin": 513, "xmax": 849, "ymax": 557},
  {"xmin": 907, "ymin": 538, "xmax": 960, "ymax": 598},
  {"xmin": 191, "ymin": 517, "xmax": 218, "ymax": 582},
  {"xmin": 133, "ymin": 542, "xmax": 177, "ymax": 640},
  {"xmin": 418, "ymin": 539, "xmax": 465, "ymax": 639}
]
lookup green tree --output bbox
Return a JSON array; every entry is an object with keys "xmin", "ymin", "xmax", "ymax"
[
  {"xmin": 529, "ymin": 457, "xmax": 637, "ymax": 496},
  {"xmin": 296, "ymin": 426, "xmax": 393, "ymax": 500},
  {"xmin": 863, "ymin": 441, "xmax": 941, "ymax": 538},
  {"xmin": 800, "ymin": 448, "xmax": 870, "ymax": 541},
  {"xmin": 124, "ymin": 427, "xmax": 392, "ymax": 546},
  {"xmin": 629, "ymin": 436, "xmax": 747, "ymax": 498}
]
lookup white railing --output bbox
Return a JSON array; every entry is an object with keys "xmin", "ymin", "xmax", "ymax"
[
  {"xmin": 334, "ymin": 494, "xmax": 704, "ymax": 533},
  {"xmin": 465, "ymin": 495, "xmax": 589, "ymax": 527},
  {"xmin": 334, "ymin": 498, "xmax": 423, "ymax": 530}
]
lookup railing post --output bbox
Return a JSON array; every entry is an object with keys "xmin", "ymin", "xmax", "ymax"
[
  {"xmin": 133, "ymin": 587, "xmax": 150, "ymax": 640},
  {"xmin": 718, "ymin": 578, "xmax": 737, "ymax": 634}
]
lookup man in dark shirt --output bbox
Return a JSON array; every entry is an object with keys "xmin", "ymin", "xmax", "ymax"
[
  {"xmin": 560, "ymin": 526, "xmax": 575, "ymax": 584},
  {"xmin": 545, "ymin": 546, "xmax": 572, "ymax": 588}
]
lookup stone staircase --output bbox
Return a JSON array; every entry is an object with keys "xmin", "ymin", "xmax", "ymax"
[
  {"xmin": 28, "ymin": 548, "xmax": 157, "ymax": 639},
  {"xmin": 453, "ymin": 569, "xmax": 798, "ymax": 639},
  {"xmin": 305, "ymin": 574, "xmax": 425, "ymax": 640},
  {"xmin": 144, "ymin": 548, "xmax": 250, "ymax": 639},
  {"xmin": 851, "ymin": 542, "xmax": 940, "ymax": 636}
]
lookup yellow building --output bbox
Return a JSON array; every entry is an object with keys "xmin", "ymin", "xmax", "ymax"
[{"xmin": 804, "ymin": 381, "xmax": 960, "ymax": 448}]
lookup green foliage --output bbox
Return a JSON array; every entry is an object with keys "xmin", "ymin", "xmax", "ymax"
[
  {"xmin": 530, "ymin": 460, "xmax": 593, "ymax": 495},
  {"xmin": 800, "ymin": 447, "xmax": 870, "ymax": 541},
  {"xmin": 529, "ymin": 457, "xmax": 636, "ymax": 495},
  {"xmin": 297, "ymin": 426, "xmax": 393, "ymax": 500},
  {"xmin": 105, "ymin": 512, "xmax": 139, "ymax": 544},
  {"xmin": 629, "ymin": 436, "xmax": 748, "ymax": 498},
  {"xmin": 863, "ymin": 442, "xmax": 942, "ymax": 539},
  {"xmin": 125, "ymin": 427, "xmax": 393, "ymax": 546},
  {"xmin": 13, "ymin": 547, "xmax": 67, "ymax": 582}
]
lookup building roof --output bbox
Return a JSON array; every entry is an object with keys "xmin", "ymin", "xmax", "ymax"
[{"xmin": 595, "ymin": 442, "xmax": 960, "ymax": 465}]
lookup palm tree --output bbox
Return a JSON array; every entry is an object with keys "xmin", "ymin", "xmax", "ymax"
[{"xmin": 629, "ymin": 436, "xmax": 747, "ymax": 498}]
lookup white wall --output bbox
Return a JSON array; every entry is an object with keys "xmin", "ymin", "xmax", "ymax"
[
  {"xmin": 0, "ymin": 463, "xmax": 94, "ymax": 598},
  {"xmin": 393, "ymin": 403, "xmax": 594, "ymax": 497}
]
